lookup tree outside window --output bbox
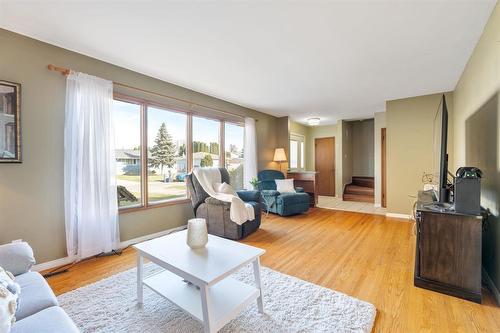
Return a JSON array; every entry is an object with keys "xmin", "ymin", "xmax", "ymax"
[
  {"xmin": 147, "ymin": 107, "xmax": 187, "ymax": 203},
  {"xmin": 150, "ymin": 123, "xmax": 176, "ymax": 180}
]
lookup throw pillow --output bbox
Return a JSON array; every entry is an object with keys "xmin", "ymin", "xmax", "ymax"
[
  {"xmin": 275, "ymin": 179, "xmax": 296, "ymax": 193},
  {"xmin": 0, "ymin": 266, "xmax": 20, "ymax": 332},
  {"xmin": 214, "ymin": 182, "xmax": 237, "ymax": 196}
]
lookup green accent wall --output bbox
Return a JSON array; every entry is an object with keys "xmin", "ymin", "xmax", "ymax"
[
  {"xmin": 453, "ymin": 3, "xmax": 500, "ymax": 296},
  {"xmin": 0, "ymin": 29, "xmax": 279, "ymax": 263},
  {"xmin": 386, "ymin": 92, "xmax": 454, "ymax": 215}
]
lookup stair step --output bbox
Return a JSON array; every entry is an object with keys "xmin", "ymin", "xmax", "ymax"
[
  {"xmin": 344, "ymin": 185, "xmax": 374, "ymax": 196},
  {"xmin": 352, "ymin": 176, "xmax": 375, "ymax": 188},
  {"xmin": 343, "ymin": 194, "xmax": 375, "ymax": 203},
  {"xmin": 343, "ymin": 180, "xmax": 375, "ymax": 203}
]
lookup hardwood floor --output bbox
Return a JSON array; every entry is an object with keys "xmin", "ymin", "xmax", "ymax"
[{"xmin": 44, "ymin": 208, "xmax": 500, "ymax": 332}]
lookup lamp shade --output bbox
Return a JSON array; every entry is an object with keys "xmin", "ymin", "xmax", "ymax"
[{"xmin": 273, "ymin": 148, "xmax": 287, "ymax": 162}]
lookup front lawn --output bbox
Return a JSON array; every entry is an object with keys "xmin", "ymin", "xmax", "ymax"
[{"xmin": 117, "ymin": 174, "xmax": 165, "ymax": 182}]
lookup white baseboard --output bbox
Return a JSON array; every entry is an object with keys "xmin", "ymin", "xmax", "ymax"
[
  {"xmin": 119, "ymin": 225, "xmax": 186, "ymax": 249},
  {"xmin": 482, "ymin": 267, "xmax": 500, "ymax": 306},
  {"xmin": 32, "ymin": 256, "xmax": 76, "ymax": 272},
  {"xmin": 386, "ymin": 212, "xmax": 411, "ymax": 220},
  {"xmin": 32, "ymin": 225, "xmax": 187, "ymax": 272}
]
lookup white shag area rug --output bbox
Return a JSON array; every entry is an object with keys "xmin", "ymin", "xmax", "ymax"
[{"xmin": 58, "ymin": 263, "xmax": 376, "ymax": 333}]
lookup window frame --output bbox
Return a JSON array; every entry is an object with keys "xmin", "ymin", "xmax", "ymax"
[
  {"xmin": 114, "ymin": 93, "xmax": 244, "ymax": 214},
  {"xmin": 113, "ymin": 96, "xmax": 144, "ymax": 211},
  {"xmin": 191, "ymin": 114, "xmax": 223, "ymax": 169},
  {"xmin": 223, "ymin": 121, "xmax": 246, "ymax": 190},
  {"xmin": 146, "ymin": 103, "xmax": 190, "ymax": 207},
  {"xmin": 289, "ymin": 132, "xmax": 305, "ymax": 171}
]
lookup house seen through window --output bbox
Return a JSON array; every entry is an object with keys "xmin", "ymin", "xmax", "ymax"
[{"xmin": 192, "ymin": 116, "xmax": 220, "ymax": 169}]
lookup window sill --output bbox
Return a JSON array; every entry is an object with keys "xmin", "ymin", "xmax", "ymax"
[{"xmin": 119, "ymin": 198, "xmax": 191, "ymax": 214}]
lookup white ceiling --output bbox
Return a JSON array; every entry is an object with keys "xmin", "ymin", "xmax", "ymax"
[{"xmin": 0, "ymin": 0, "xmax": 496, "ymax": 125}]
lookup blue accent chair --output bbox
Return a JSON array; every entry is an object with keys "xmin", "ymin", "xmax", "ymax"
[{"xmin": 257, "ymin": 170, "xmax": 310, "ymax": 216}]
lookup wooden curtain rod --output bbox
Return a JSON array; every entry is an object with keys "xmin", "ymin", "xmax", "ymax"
[{"xmin": 47, "ymin": 64, "xmax": 256, "ymax": 121}]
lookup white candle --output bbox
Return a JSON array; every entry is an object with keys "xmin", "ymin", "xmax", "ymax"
[{"xmin": 186, "ymin": 218, "xmax": 208, "ymax": 249}]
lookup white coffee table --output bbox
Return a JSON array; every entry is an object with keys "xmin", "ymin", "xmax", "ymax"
[{"xmin": 133, "ymin": 230, "xmax": 265, "ymax": 333}]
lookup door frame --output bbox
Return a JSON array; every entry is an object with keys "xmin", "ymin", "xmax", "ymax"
[
  {"xmin": 381, "ymin": 128, "xmax": 387, "ymax": 208},
  {"xmin": 315, "ymin": 137, "xmax": 335, "ymax": 196}
]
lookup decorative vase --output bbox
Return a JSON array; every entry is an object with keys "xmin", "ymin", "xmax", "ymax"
[{"xmin": 186, "ymin": 218, "xmax": 208, "ymax": 249}]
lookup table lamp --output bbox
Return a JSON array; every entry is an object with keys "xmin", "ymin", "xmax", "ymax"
[{"xmin": 273, "ymin": 148, "xmax": 287, "ymax": 172}]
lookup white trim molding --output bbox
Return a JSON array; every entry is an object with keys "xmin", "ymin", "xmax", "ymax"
[
  {"xmin": 32, "ymin": 225, "xmax": 187, "ymax": 272},
  {"xmin": 386, "ymin": 212, "xmax": 411, "ymax": 220},
  {"xmin": 119, "ymin": 225, "xmax": 186, "ymax": 249},
  {"xmin": 32, "ymin": 255, "xmax": 76, "ymax": 272},
  {"xmin": 482, "ymin": 267, "xmax": 500, "ymax": 306},
  {"xmin": 374, "ymin": 203, "xmax": 381, "ymax": 208}
]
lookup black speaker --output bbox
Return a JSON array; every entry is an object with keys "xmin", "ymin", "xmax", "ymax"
[{"xmin": 454, "ymin": 168, "xmax": 481, "ymax": 215}]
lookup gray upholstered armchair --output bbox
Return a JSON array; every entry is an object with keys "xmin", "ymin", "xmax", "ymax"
[{"xmin": 186, "ymin": 168, "xmax": 262, "ymax": 240}]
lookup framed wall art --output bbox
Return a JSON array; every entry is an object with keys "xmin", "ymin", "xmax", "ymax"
[{"xmin": 0, "ymin": 80, "xmax": 21, "ymax": 163}]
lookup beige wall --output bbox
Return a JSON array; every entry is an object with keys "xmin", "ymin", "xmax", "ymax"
[
  {"xmin": 452, "ymin": 3, "xmax": 500, "ymax": 296},
  {"xmin": 289, "ymin": 120, "xmax": 309, "ymax": 138},
  {"xmin": 0, "ymin": 29, "xmax": 278, "ymax": 263},
  {"xmin": 386, "ymin": 92, "xmax": 453, "ymax": 215},
  {"xmin": 374, "ymin": 112, "xmax": 386, "ymax": 205},
  {"xmin": 275, "ymin": 116, "xmax": 290, "ymax": 172},
  {"xmin": 351, "ymin": 119, "xmax": 374, "ymax": 177}
]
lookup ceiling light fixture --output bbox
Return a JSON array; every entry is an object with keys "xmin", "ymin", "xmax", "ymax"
[{"xmin": 307, "ymin": 118, "xmax": 320, "ymax": 126}]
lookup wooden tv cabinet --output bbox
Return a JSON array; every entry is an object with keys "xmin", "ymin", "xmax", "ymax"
[{"xmin": 414, "ymin": 191, "xmax": 483, "ymax": 303}]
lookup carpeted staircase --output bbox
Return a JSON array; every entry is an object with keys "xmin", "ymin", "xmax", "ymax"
[{"xmin": 343, "ymin": 176, "xmax": 374, "ymax": 203}]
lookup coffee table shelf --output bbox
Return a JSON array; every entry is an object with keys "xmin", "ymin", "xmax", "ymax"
[
  {"xmin": 144, "ymin": 269, "xmax": 259, "ymax": 331},
  {"xmin": 134, "ymin": 230, "xmax": 265, "ymax": 333}
]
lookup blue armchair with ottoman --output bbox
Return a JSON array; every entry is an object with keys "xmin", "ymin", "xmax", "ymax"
[{"xmin": 257, "ymin": 169, "xmax": 310, "ymax": 216}]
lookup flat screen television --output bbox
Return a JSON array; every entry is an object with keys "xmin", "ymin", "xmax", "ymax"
[{"xmin": 432, "ymin": 94, "xmax": 450, "ymax": 203}]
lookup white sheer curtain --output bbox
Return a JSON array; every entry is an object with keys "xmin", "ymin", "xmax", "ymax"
[
  {"xmin": 243, "ymin": 117, "xmax": 257, "ymax": 189},
  {"xmin": 64, "ymin": 72, "xmax": 119, "ymax": 260}
]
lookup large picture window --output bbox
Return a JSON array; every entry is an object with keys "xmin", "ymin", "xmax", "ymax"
[
  {"xmin": 225, "ymin": 122, "xmax": 244, "ymax": 189},
  {"xmin": 147, "ymin": 106, "xmax": 187, "ymax": 204},
  {"xmin": 114, "ymin": 100, "xmax": 142, "ymax": 208},
  {"xmin": 192, "ymin": 116, "xmax": 220, "ymax": 168},
  {"xmin": 114, "ymin": 95, "xmax": 246, "ymax": 212}
]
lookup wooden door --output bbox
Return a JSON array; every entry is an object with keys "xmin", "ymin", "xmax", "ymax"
[
  {"xmin": 315, "ymin": 137, "xmax": 335, "ymax": 196},
  {"xmin": 381, "ymin": 128, "xmax": 387, "ymax": 208}
]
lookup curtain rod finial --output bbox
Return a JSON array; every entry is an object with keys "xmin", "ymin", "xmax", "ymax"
[{"xmin": 48, "ymin": 64, "xmax": 70, "ymax": 76}]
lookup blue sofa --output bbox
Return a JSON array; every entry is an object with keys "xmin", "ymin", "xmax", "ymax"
[
  {"xmin": 0, "ymin": 242, "xmax": 79, "ymax": 333},
  {"xmin": 258, "ymin": 170, "xmax": 310, "ymax": 216}
]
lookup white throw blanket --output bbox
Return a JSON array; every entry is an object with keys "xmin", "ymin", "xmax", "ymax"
[{"xmin": 193, "ymin": 167, "xmax": 255, "ymax": 225}]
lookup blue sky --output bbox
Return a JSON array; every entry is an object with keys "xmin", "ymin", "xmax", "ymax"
[{"xmin": 113, "ymin": 100, "xmax": 243, "ymax": 151}]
